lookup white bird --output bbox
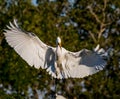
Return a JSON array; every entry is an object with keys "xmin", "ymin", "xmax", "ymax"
[
  {"xmin": 4, "ymin": 19, "xmax": 106, "ymax": 79},
  {"xmin": 55, "ymin": 94, "xmax": 66, "ymax": 99}
]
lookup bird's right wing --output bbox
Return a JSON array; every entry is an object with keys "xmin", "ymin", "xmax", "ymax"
[{"xmin": 4, "ymin": 19, "xmax": 56, "ymax": 69}]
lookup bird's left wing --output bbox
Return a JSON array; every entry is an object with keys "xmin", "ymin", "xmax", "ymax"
[
  {"xmin": 65, "ymin": 49, "xmax": 106, "ymax": 78},
  {"xmin": 4, "ymin": 19, "xmax": 56, "ymax": 69},
  {"xmin": 47, "ymin": 47, "xmax": 107, "ymax": 79}
]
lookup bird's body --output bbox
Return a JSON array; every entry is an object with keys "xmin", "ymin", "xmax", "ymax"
[{"xmin": 4, "ymin": 19, "xmax": 107, "ymax": 79}]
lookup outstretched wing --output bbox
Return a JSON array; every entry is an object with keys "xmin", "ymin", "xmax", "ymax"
[
  {"xmin": 47, "ymin": 48, "xmax": 106, "ymax": 79},
  {"xmin": 4, "ymin": 19, "xmax": 55, "ymax": 69},
  {"xmin": 67, "ymin": 49, "xmax": 106, "ymax": 78}
]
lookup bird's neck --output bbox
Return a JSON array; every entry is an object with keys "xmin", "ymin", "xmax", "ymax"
[
  {"xmin": 56, "ymin": 45, "xmax": 62, "ymax": 54},
  {"xmin": 56, "ymin": 45, "xmax": 63, "ymax": 60}
]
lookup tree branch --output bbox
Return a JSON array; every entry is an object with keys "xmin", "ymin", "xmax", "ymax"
[
  {"xmin": 87, "ymin": 5, "xmax": 102, "ymax": 24},
  {"xmin": 102, "ymin": 0, "xmax": 107, "ymax": 23},
  {"xmin": 98, "ymin": 23, "xmax": 105, "ymax": 40},
  {"xmin": 87, "ymin": 1, "xmax": 108, "ymax": 42},
  {"xmin": 89, "ymin": 31, "xmax": 97, "ymax": 43}
]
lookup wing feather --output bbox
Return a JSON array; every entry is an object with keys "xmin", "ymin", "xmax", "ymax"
[
  {"xmin": 4, "ymin": 19, "xmax": 55, "ymax": 69},
  {"xmin": 68, "ymin": 49, "xmax": 106, "ymax": 78}
]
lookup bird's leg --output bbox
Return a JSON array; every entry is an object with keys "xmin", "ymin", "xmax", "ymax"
[
  {"xmin": 59, "ymin": 64, "xmax": 65, "ymax": 78},
  {"xmin": 54, "ymin": 63, "xmax": 59, "ymax": 77},
  {"xmin": 54, "ymin": 62, "xmax": 59, "ymax": 96},
  {"xmin": 55, "ymin": 78, "xmax": 57, "ymax": 96},
  {"xmin": 54, "ymin": 61, "xmax": 64, "ymax": 96},
  {"xmin": 56, "ymin": 60, "xmax": 64, "ymax": 74}
]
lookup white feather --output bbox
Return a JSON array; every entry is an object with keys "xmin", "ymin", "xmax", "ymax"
[
  {"xmin": 4, "ymin": 19, "xmax": 107, "ymax": 79},
  {"xmin": 4, "ymin": 20, "xmax": 55, "ymax": 69}
]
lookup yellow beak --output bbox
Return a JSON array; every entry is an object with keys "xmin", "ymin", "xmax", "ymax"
[{"xmin": 58, "ymin": 43, "xmax": 62, "ymax": 48}]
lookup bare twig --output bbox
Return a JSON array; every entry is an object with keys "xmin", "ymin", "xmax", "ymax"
[
  {"xmin": 98, "ymin": 23, "xmax": 106, "ymax": 40},
  {"xmin": 103, "ymin": 0, "xmax": 107, "ymax": 11},
  {"xmin": 89, "ymin": 31, "xmax": 97, "ymax": 43},
  {"xmin": 102, "ymin": 0, "xmax": 107, "ymax": 23},
  {"xmin": 87, "ymin": 5, "xmax": 102, "ymax": 24}
]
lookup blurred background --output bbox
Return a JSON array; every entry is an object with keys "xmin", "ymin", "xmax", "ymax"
[{"xmin": 0, "ymin": 0, "xmax": 120, "ymax": 98}]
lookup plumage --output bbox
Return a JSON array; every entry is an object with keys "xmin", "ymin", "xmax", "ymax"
[{"xmin": 4, "ymin": 19, "xmax": 106, "ymax": 79}]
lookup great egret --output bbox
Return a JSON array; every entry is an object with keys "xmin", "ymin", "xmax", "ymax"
[{"xmin": 4, "ymin": 19, "xmax": 106, "ymax": 79}]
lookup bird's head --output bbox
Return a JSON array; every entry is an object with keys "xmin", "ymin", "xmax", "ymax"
[{"xmin": 56, "ymin": 36, "xmax": 62, "ymax": 47}]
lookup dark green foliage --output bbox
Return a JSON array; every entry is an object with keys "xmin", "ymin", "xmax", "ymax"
[{"xmin": 0, "ymin": 0, "xmax": 120, "ymax": 98}]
